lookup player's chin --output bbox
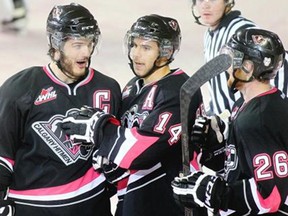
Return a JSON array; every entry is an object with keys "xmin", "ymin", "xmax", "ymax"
[
  {"xmin": 71, "ymin": 69, "xmax": 88, "ymax": 79},
  {"xmin": 134, "ymin": 68, "xmax": 147, "ymax": 78}
]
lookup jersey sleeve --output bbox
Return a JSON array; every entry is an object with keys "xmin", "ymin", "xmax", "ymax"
[
  {"xmin": 221, "ymin": 176, "xmax": 288, "ymax": 215},
  {"xmin": 0, "ymin": 83, "xmax": 21, "ymax": 187},
  {"xmin": 97, "ymin": 89, "xmax": 203, "ymax": 170}
]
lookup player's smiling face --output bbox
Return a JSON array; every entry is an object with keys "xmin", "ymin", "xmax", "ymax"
[
  {"xmin": 195, "ymin": 0, "xmax": 226, "ymax": 29},
  {"xmin": 60, "ymin": 37, "xmax": 94, "ymax": 78},
  {"xmin": 129, "ymin": 37, "xmax": 160, "ymax": 77}
]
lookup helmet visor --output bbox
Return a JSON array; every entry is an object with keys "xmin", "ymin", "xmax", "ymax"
[
  {"xmin": 124, "ymin": 31, "xmax": 159, "ymax": 54},
  {"xmin": 220, "ymin": 45, "xmax": 244, "ymax": 70}
]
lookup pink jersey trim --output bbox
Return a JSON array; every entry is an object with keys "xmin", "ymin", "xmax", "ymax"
[
  {"xmin": 257, "ymin": 87, "xmax": 278, "ymax": 97},
  {"xmin": 43, "ymin": 66, "xmax": 68, "ymax": 87},
  {"xmin": 9, "ymin": 168, "xmax": 101, "ymax": 196},
  {"xmin": 257, "ymin": 186, "xmax": 281, "ymax": 213},
  {"xmin": 119, "ymin": 128, "xmax": 159, "ymax": 169}
]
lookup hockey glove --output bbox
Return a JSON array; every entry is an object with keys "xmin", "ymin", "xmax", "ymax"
[
  {"xmin": 92, "ymin": 151, "xmax": 129, "ymax": 184},
  {"xmin": 61, "ymin": 106, "xmax": 118, "ymax": 147},
  {"xmin": 0, "ymin": 190, "xmax": 15, "ymax": 216},
  {"xmin": 191, "ymin": 114, "xmax": 228, "ymax": 162},
  {"xmin": 102, "ymin": 162, "xmax": 130, "ymax": 184},
  {"xmin": 171, "ymin": 171, "xmax": 227, "ymax": 213}
]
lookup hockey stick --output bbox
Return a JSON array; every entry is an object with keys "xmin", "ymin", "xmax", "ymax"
[{"xmin": 180, "ymin": 54, "xmax": 232, "ymax": 216}]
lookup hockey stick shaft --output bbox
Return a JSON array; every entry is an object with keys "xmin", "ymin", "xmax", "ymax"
[{"xmin": 180, "ymin": 54, "xmax": 232, "ymax": 216}]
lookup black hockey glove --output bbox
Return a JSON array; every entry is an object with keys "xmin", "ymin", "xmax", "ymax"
[
  {"xmin": 102, "ymin": 163, "xmax": 129, "ymax": 184},
  {"xmin": 191, "ymin": 114, "xmax": 228, "ymax": 162},
  {"xmin": 191, "ymin": 115, "xmax": 227, "ymax": 149},
  {"xmin": 92, "ymin": 151, "xmax": 129, "ymax": 184},
  {"xmin": 171, "ymin": 171, "xmax": 227, "ymax": 213},
  {"xmin": 0, "ymin": 190, "xmax": 15, "ymax": 216},
  {"xmin": 61, "ymin": 106, "xmax": 118, "ymax": 147}
]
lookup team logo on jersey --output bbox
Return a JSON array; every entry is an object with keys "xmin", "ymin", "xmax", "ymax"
[
  {"xmin": 121, "ymin": 104, "xmax": 149, "ymax": 128},
  {"xmin": 32, "ymin": 108, "xmax": 93, "ymax": 165},
  {"xmin": 224, "ymin": 144, "xmax": 238, "ymax": 180},
  {"xmin": 34, "ymin": 87, "xmax": 57, "ymax": 105}
]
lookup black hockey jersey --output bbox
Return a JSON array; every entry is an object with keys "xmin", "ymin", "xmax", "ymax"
[
  {"xmin": 97, "ymin": 69, "xmax": 204, "ymax": 216},
  {"xmin": 221, "ymin": 88, "xmax": 288, "ymax": 215},
  {"xmin": 0, "ymin": 65, "xmax": 121, "ymax": 216}
]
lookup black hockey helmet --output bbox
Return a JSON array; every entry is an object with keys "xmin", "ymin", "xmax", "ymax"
[
  {"xmin": 46, "ymin": 3, "xmax": 101, "ymax": 51},
  {"xmin": 125, "ymin": 14, "xmax": 181, "ymax": 62},
  {"xmin": 222, "ymin": 28, "xmax": 285, "ymax": 80},
  {"xmin": 192, "ymin": 0, "xmax": 235, "ymax": 25}
]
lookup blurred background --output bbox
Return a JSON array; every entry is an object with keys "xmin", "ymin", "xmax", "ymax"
[{"xmin": 0, "ymin": 0, "xmax": 287, "ymax": 88}]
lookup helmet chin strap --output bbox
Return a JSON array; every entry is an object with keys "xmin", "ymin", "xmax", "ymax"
[
  {"xmin": 191, "ymin": 5, "xmax": 203, "ymax": 26},
  {"xmin": 128, "ymin": 55, "xmax": 171, "ymax": 79}
]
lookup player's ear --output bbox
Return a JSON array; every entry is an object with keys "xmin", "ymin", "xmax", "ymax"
[{"xmin": 54, "ymin": 50, "xmax": 61, "ymax": 61}]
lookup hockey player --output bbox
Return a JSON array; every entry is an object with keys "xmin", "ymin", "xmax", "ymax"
[
  {"xmin": 0, "ymin": 3, "xmax": 121, "ymax": 216},
  {"xmin": 172, "ymin": 28, "xmax": 288, "ymax": 215},
  {"xmin": 61, "ymin": 14, "xmax": 204, "ymax": 216}
]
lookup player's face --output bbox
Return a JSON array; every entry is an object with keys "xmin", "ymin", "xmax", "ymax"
[
  {"xmin": 60, "ymin": 37, "xmax": 94, "ymax": 79},
  {"xmin": 227, "ymin": 63, "xmax": 252, "ymax": 91},
  {"xmin": 129, "ymin": 37, "xmax": 160, "ymax": 78},
  {"xmin": 195, "ymin": 0, "xmax": 226, "ymax": 29}
]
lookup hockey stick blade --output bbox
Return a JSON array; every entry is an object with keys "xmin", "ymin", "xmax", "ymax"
[{"xmin": 180, "ymin": 54, "xmax": 232, "ymax": 216}]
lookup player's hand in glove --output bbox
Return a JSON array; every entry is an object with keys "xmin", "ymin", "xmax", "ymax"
[
  {"xmin": 102, "ymin": 162, "xmax": 130, "ymax": 184},
  {"xmin": 171, "ymin": 171, "xmax": 228, "ymax": 213},
  {"xmin": 92, "ymin": 151, "xmax": 129, "ymax": 184},
  {"xmin": 191, "ymin": 114, "xmax": 228, "ymax": 150},
  {"xmin": 191, "ymin": 113, "xmax": 229, "ymax": 169},
  {"xmin": 0, "ymin": 190, "xmax": 15, "ymax": 216},
  {"xmin": 61, "ymin": 106, "xmax": 119, "ymax": 147}
]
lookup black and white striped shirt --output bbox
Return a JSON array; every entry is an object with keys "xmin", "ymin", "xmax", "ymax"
[
  {"xmin": 203, "ymin": 11, "xmax": 256, "ymax": 114},
  {"xmin": 273, "ymin": 51, "xmax": 288, "ymax": 96}
]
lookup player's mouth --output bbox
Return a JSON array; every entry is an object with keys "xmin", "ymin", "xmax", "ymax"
[
  {"xmin": 76, "ymin": 60, "xmax": 88, "ymax": 69},
  {"xmin": 134, "ymin": 61, "xmax": 145, "ymax": 70},
  {"xmin": 202, "ymin": 12, "xmax": 211, "ymax": 18}
]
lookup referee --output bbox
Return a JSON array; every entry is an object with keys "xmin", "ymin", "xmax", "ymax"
[{"xmin": 192, "ymin": 0, "xmax": 256, "ymax": 114}]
